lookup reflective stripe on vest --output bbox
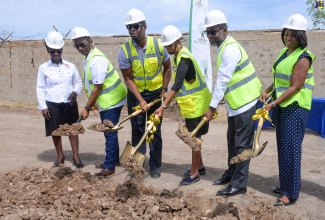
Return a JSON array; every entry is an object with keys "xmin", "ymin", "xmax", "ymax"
[
  {"xmin": 217, "ymin": 36, "xmax": 261, "ymax": 110},
  {"xmin": 173, "ymin": 47, "xmax": 211, "ymax": 118},
  {"xmin": 122, "ymin": 36, "xmax": 164, "ymax": 92},
  {"xmin": 273, "ymin": 47, "xmax": 315, "ymax": 110},
  {"xmin": 85, "ymin": 48, "xmax": 127, "ymax": 109}
]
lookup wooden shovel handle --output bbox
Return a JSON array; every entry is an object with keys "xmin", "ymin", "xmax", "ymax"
[
  {"xmin": 117, "ymin": 99, "xmax": 161, "ymax": 127},
  {"xmin": 191, "ymin": 117, "xmax": 208, "ymax": 138},
  {"xmin": 131, "ymin": 122, "xmax": 155, "ymax": 156}
]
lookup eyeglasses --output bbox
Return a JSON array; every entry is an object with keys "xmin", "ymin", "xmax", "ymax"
[
  {"xmin": 126, "ymin": 23, "xmax": 143, "ymax": 30},
  {"xmin": 204, "ymin": 27, "xmax": 224, "ymax": 36},
  {"xmin": 48, "ymin": 49, "xmax": 63, "ymax": 55},
  {"xmin": 73, "ymin": 40, "xmax": 89, "ymax": 49}
]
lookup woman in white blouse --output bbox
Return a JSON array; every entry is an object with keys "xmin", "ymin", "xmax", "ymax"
[{"xmin": 36, "ymin": 31, "xmax": 83, "ymax": 168}]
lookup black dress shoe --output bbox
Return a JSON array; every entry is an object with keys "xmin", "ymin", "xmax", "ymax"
[
  {"xmin": 216, "ymin": 185, "xmax": 247, "ymax": 196},
  {"xmin": 212, "ymin": 174, "xmax": 231, "ymax": 185}
]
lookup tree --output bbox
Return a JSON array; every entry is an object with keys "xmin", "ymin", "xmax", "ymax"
[{"xmin": 306, "ymin": 0, "xmax": 325, "ymax": 29}]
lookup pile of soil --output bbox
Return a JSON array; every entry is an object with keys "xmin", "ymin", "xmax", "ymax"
[
  {"xmin": 88, "ymin": 119, "xmax": 115, "ymax": 132},
  {"xmin": 51, "ymin": 123, "xmax": 85, "ymax": 136},
  {"xmin": 0, "ymin": 167, "xmax": 290, "ymax": 219}
]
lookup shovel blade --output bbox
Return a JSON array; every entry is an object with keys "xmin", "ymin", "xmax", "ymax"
[
  {"xmin": 230, "ymin": 141, "xmax": 269, "ymax": 164},
  {"xmin": 120, "ymin": 141, "xmax": 146, "ymax": 166},
  {"xmin": 120, "ymin": 141, "xmax": 132, "ymax": 162},
  {"xmin": 103, "ymin": 126, "xmax": 123, "ymax": 133},
  {"xmin": 132, "ymin": 152, "xmax": 146, "ymax": 166},
  {"xmin": 255, "ymin": 141, "xmax": 268, "ymax": 156}
]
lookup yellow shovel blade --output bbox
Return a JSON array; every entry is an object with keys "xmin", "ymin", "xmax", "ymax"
[
  {"xmin": 120, "ymin": 141, "xmax": 132, "ymax": 162},
  {"xmin": 132, "ymin": 152, "xmax": 146, "ymax": 166},
  {"xmin": 120, "ymin": 141, "xmax": 146, "ymax": 166}
]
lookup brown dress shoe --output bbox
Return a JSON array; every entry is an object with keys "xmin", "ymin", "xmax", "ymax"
[{"xmin": 95, "ymin": 169, "xmax": 115, "ymax": 176}]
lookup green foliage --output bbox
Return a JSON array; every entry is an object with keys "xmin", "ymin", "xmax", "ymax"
[{"xmin": 306, "ymin": 0, "xmax": 325, "ymax": 29}]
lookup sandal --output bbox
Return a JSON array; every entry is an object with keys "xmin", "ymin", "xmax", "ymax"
[
  {"xmin": 274, "ymin": 198, "xmax": 296, "ymax": 206},
  {"xmin": 272, "ymin": 187, "xmax": 280, "ymax": 194}
]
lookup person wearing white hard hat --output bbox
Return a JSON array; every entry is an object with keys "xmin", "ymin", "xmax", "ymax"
[
  {"xmin": 260, "ymin": 14, "xmax": 315, "ymax": 206},
  {"xmin": 71, "ymin": 27, "xmax": 127, "ymax": 176},
  {"xmin": 154, "ymin": 25, "xmax": 212, "ymax": 185},
  {"xmin": 118, "ymin": 9, "xmax": 171, "ymax": 179},
  {"xmin": 202, "ymin": 10, "xmax": 262, "ymax": 196},
  {"xmin": 36, "ymin": 31, "xmax": 83, "ymax": 168}
]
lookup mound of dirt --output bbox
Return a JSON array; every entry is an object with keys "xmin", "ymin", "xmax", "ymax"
[
  {"xmin": 51, "ymin": 123, "xmax": 85, "ymax": 136},
  {"xmin": 0, "ymin": 167, "xmax": 296, "ymax": 219},
  {"xmin": 88, "ymin": 119, "xmax": 115, "ymax": 132}
]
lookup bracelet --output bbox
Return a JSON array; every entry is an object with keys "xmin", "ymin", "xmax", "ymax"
[
  {"xmin": 272, "ymin": 102, "xmax": 277, "ymax": 108},
  {"xmin": 162, "ymin": 87, "xmax": 168, "ymax": 91},
  {"xmin": 85, "ymin": 106, "xmax": 91, "ymax": 112}
]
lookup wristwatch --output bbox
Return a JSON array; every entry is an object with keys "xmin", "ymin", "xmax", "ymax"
[
  {"xmin": 85, "ymin": 106, "xmax": 91, "ymax": 112},
  {"xmin": 209, "ymin": 106, "xmax": 216, "ymax": 112}
]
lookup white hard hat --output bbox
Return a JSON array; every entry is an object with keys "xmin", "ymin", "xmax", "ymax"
[
  {"xmin": 70, "ymin": 27, "xmax": 90, "ymax": 40},
  {"xmin": 160, "ymin": 25, "xmax": 182, "ymax": 46},
  {"xmin": 45, "ymin": 31, "xmax": 64, "ymax": 49},
  {"xmin": 203, "ymin": 10, "xmax": 227, "ymax": 28},
  {"xmin": 283, "ymin": 14, "xmax": 308, "ymax": 31},
  {"xmin": 125, "ymin": 8, "xmax": 146, "ymax": 25}
]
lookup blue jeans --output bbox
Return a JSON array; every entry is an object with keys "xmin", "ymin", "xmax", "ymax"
[
  {"xmin": 127, "ymin": 88, "xmax": 163, "ymax": 170},
  {"xmin": 100, "ymin": 105, "xmax": 123, "ymax": 170}
]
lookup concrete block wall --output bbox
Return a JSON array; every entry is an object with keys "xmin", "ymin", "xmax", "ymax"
[{"xmin": 0, "ymin": 30, "xmax": 324, "ymax": 108}]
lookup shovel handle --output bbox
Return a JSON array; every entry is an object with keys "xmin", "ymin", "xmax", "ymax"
[
  {"xmin": 76, "ymin": 116, "xmax": 83, "ymax": 123},
  {"xmin": 130, "ymin": 122, "xmax": 155, "ymax": 156},
  {"xmin": 116, "ymin": 99, "xmax": 161, "ymax": 127},
  {"xmin": 191, "ymin": 117, "xmax": 208, "ymax": 138}
]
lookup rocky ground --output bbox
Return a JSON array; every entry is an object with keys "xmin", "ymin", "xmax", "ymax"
[{"xmin": 0, "ymin": 102, "xmax": 324, "ymax": 219}]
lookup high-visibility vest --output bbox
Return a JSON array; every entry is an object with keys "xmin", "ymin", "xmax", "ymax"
[
  {"xmin": 217, "ymin": 36, "xmax": 262, "ymax": 110},
  {"xmin": 173, "ymin": 47, "xmax": 211, "ymax": 118},
  {"xmin": 121, "ymin": 36, "xmax": 164, "ymax": 92},
  {"xmin": 273, "ymin": 47, "xmax": 315, "ymax": 110},
  {"xmin": 84, "ymin": 48, "xmax": 127, "ymax": 109}
]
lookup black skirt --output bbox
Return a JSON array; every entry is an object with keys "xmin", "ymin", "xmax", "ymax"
[
  {"xmin": 44, "ymin": 101, "xmax": 79, "ymax": 136},
  {"xmin": 185, "ymin": 116, "xmax": 209, "ymax": 137}
]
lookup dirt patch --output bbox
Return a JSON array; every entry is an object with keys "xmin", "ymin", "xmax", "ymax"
[
  {"xmin": 175, "ymin": 122, "xmax": 202, "ymax": 151},
  {"xmin": 51, "ymin": 122, "xmax": 85, "ymax": 136},
  {"xmin": 88, "ymin": 119, "xmax": 116, "ymax": 132},
  {"xmin": 0, "ymin": 166, "xmax": 293, "ymax": 219}
]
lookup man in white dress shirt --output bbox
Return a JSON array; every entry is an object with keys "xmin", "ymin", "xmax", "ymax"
[
  {"xmin": 36, "ymin": 31, "xmax": 83, "ymax": 168},
  {"xmin": 203, "ymin": 10, "xmax": 262, "ymax": 196},
  {"xmin": 71, "ymin": 27, "xmax": 127, "ymax": 176}
]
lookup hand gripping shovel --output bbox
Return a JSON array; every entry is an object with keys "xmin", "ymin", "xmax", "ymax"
[
  {"xmin": 120, "ymin": 121, "xmax": 156, "ymax": 166},
  {"xmin": 103, "ymin": 99, "xmax": 161, "ymax": 133},
  {"xmin": 230, "ymin": 98, "xmax": 272, "ymax": 164}
]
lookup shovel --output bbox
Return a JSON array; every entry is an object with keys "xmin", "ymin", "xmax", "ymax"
[
  {"xmin": 175, "ymin": 117, "xmax": 208, "ymax": 151},
  {"xmin": 230, "ymin": 97, "xmax": 272, "ymax": 164},
  {"xmin": 120, "ymin": 121, "xmax": 155, "ymax": 166},
  {"xmin": 52, "ymin": 116, "xmax": 85, "ymax": 136},
  {"xmin": 103, "ymin": 99, "xmax": 161, "ymax": 133}
]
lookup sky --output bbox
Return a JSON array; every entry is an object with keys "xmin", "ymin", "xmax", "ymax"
[{"xmin": 0, "ymin": 0, "xmax": 314, "ymax": 40}]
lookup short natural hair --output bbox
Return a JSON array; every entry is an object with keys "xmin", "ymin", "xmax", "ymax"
[{"xmin": 281, "ymin": 28, "xmax": 308, "ymax": 49}]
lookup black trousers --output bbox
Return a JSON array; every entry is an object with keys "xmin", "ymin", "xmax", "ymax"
[
  {"xmin": 224, "ymin": 104, "xmax": 256, "ymax": 189},
  {"xmin": 127, "ymin": 88, "xmax": 162, "ymax": 170}
]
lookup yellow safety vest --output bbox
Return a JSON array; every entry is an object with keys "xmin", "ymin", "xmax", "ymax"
[
  {"xmin": 273, "ymin": 47, "xmax": 315, "ymax": 110},
  {"xmin": 84, "ymin": 48, "xmax": 127, "ymax": 109},
  {"xmin": 121, "ymin": 36, "xmax": 164, "ymax": 92},
  {"xmin": 173, "ymin": 47, "xmax": 211, "ymax": 118},
  {"xmin": 217, "ymin": 36, "xmax": 262, "ymax": 110}
]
